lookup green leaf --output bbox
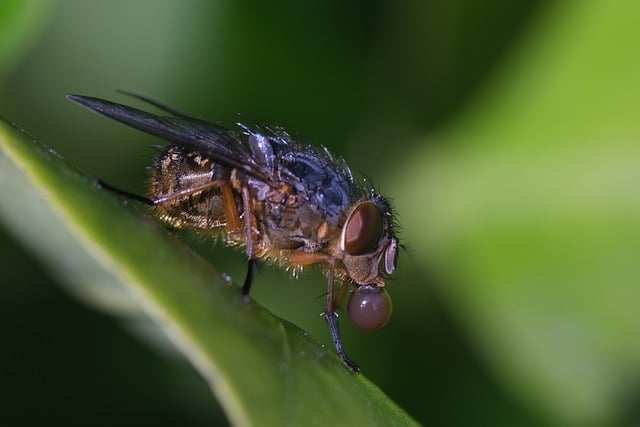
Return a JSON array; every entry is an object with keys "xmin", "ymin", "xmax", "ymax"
[
  {"xmin": 0, "ymin": 117, "xmax": 417, "ymax": 426},
  {"xmin": 0, "ymin": 0, "xmax": 53, "ymax": 77},
  {"xmin": 394, "ymin": 2, "xmax": 640, "ymax": 425}
]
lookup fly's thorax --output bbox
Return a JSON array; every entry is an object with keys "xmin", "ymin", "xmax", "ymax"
[
  {"xmin": 278, "ymin": 149, "xmax": 354, "ymax": 224},
  {"xmin": 258, "ymin": 183, "xmax": 341, "ymax": 252}
]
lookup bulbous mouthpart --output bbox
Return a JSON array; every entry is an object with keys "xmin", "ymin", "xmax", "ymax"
[{"xmin": 347, "ymin": 285, "xmax": 392, "ymax": 331}]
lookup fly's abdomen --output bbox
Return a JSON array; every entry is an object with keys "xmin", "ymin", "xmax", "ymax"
[{"xmin": 148, "ymin": 146, "xmax": 236, "ymax": 229}]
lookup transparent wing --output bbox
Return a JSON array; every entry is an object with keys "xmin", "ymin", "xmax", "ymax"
[{"xmin": 67, "ymin": 94, "xmax": 271, "ymax": 183}]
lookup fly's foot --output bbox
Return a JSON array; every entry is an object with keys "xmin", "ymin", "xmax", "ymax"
[{"xmin": 323, "ymin": 310, "xmax": 360, "ymax": 373}]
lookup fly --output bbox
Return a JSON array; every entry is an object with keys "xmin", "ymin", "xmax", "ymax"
[{"xmin": 67, "ymin": 93, "xmax": 400, "ymax": 373}]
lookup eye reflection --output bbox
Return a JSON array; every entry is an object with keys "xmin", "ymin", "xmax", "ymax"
[{"xmin": 342, "ymin": 202, "xmax": 383, "ymax": 256}]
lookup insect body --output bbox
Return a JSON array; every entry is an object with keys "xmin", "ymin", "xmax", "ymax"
[{"xmin": 67, "ymin": 93, "xmax": 399, "ymax": 372}]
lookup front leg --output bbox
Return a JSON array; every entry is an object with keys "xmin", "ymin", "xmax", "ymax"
[
  {"xmin": 287, "ymin": 252, "xmax": 359, "ymax": 372},
  {"xmin": 324, "ymin": 257, "xmax": 359, "ymax": 373}
]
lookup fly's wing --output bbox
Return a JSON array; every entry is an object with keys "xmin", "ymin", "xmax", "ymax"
[{"xmin": 67, "ymin": 94, "xmax": 271, "ymax": 184}]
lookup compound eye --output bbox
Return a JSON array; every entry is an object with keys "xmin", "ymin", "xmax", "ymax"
[
  {"xmin": 347, "ymin": 286, "xmax": 392, "ymax": 331},
  {"xmin": 342, "ymin": 202, "xmax": 383, "ymax": 256}
]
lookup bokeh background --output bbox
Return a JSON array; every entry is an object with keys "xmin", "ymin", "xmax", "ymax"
[{"xmin": 1, "ymin": 1, "xmax": 639, "ymax": 426}]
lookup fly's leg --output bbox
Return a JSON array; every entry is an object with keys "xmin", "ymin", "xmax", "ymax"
[
  {"xmin": 324, "ymin": 257, "xmax": 360, "ymax": 373},
  {"xmin": 333, "ymin": 281, "xmax": 349, "ymax": 309},
  {"xmin": 242, "ymin": 259, "xmax": 258, "ymax": 297},
  {"xmin": 240, "ymin": 185, "xmax": 258, "ymax": 299},
  {"xmin": 97, "ymin": 178, "xmax": 231, "ymax": 208},
  {"xmin": 95, "ymin": 179, "xmax": 154, "ymax": 205},
  {"xmin": 325, "ymin": 310, "xmax": 359, "ymax": 373},
  {"xmin": 219, "ymin": 183, "xmax": 241, "ymax": 232},
  {"xmin": 150, "ymin": 178, "xmax": 258, "ymax": 298},
  {"xmin": 153, "ymin": 178, "xmax": 254, "ymax": 297},
  {"xmin": 217, "ymin": 181, "xmax": 259, "ymax": 297},
  {"xmin": 98, "ymin": 176, "xmax": 255, "ymax": 296},
  {"xmin": 287, "ymin": 252, "xmax": 359, "ymax": 372}
]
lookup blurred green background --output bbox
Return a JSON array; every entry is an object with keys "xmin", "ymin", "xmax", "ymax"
[{"xmin": 1, "ymin": 1, "xmax": 639, "ymax": 426}]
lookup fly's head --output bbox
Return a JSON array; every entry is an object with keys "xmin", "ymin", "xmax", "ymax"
[{"xmin": 337, "ymin": 195, "xmax": 399, "ymax": 332}]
